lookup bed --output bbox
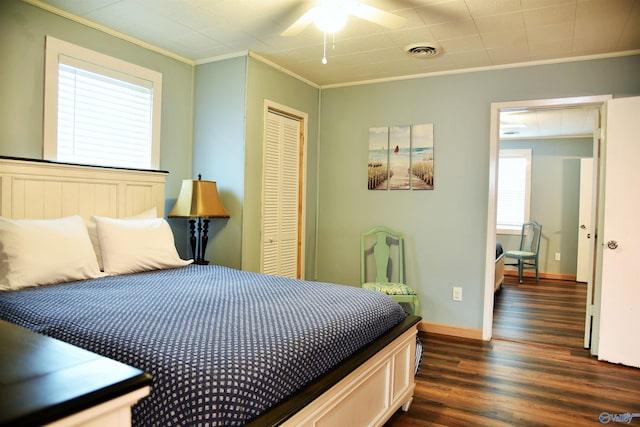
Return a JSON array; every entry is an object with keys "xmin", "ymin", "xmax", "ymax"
[
  {"xmin": 495, "ymin": 241, "xmax": 505, "ymax": 292},
  {"xmin": 0, "ymin": 156, "xmax": 421, "ymax": 426}
]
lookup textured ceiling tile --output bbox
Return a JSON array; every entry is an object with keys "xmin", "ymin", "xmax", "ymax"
[
  {"xmin": 464, "ymin": 0, "xmax": 521, "ymax": 17},
  {"xmin": 527, "ymin": 23, "xmax": 574, "ymax": 44},
  {"xmin": 523, "ymin": 3, "xmax": 576, "ymax": 28},
  {"xmin": 414, "ymin": 0, "xmax": 472, "ymax": 25},
  {"xmin": 447, "ymin": 49, "xmax": 493, "ymax": 67},
  {"xmin": 521, "ymin": 0, "xmax": 576, "ymax": 10},
  {"xmin": 474, "ymin": 11, "xmax": 526, "ymax": 34},
  {"xmin": 529, "ymin": 38, "xmax": 573, "ymax": 58},
  {"xmin": 486, "ymin": 45, "xmax": 531, "ymax": 64},
  {"xmin": 34, "ymin": 0, "xmax": 640, "ymax": 86},
  {"xmin": 385, "ymin": 26, "xmax": 439, "ymax": 48},
  {"xmin": 428, "ymin": 19, "xmax": 479, "ymax": 40},
  {"xmin": 573, "ymin": 0, "xmax": 633, "ymax": 53},
  {"xmin": 481, "ymin": 29, "xmax": 528, "ymax": 50},
  {"xmin": 438, "ymin": 34, "xmax": 485, "ymax": 53},
  {"xmin": 618, "ymin": 0, "xmax": 640, "ymax": 49}
]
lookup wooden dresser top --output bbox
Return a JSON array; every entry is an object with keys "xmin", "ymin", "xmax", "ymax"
[{"xmin": 0, "ymin": 320, "xmax": 152, "ymax": 426}]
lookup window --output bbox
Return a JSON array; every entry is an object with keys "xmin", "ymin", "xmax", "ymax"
[
  {"xmin": 44, "ymin": 36, "xmax": 162, "ymax": 169},
  {"xmin": 497, "ymin": 149, "xmax": 532, "ymax": 233}
]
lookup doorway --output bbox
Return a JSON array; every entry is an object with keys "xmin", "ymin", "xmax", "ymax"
[{"xmin": 482, "ymin": 95, "xmax": 612, "ymax": 345}]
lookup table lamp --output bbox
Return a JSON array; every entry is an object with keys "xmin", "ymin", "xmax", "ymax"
[{"xmin": 168, "ymin": 175, "xmax": 229, "ymax": 264}]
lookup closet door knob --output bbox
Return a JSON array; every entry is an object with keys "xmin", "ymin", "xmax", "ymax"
[{"xmin": 607, "ymin": 240, "xmax": 619, "ymax": 250}]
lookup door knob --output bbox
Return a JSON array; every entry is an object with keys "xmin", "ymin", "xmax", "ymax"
[
  {"xmin": 607, "ymin": 240, "xmax": 619, "ymax": 250},
  {"xmin": 580, "ymin": 224, "xmax": 587, "ymax": 229}
]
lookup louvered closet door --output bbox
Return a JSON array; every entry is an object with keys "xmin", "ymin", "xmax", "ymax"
[{"xmin": 262, "ymin": 110, "xmax": 300, "ymax": 278}]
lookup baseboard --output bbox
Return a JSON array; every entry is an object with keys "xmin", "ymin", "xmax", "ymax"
[
  {"xmin": 418, "ymin": 321, "xmax": 483, "ymax": 340},
  {"xmin": 504, "ymin": 269, "xmax": 576, "ymax": 282}
]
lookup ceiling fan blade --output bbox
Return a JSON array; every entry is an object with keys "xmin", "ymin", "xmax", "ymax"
[
  {"xmin": 349, "ymin": 3, "xmax": 406, "ymax": 29},
  {"xmin": 281, "ymin": 7, "xmax": 317, "ymax": 37}
]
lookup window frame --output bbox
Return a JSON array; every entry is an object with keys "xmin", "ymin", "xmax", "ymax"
[
  {"xmin": 43, "ymin": 36, "xmax": 162, "ymax": 170},
  {"xmin": 496, "ymin": 148, "xmax": 532, "ymax": 235}
]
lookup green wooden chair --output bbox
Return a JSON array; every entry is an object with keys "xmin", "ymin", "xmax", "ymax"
[
  {"xmin": 505, "ymin": 221, "xmax": 542, "ymax": 283},
  {"xmin": 360, "ymin": 226, "xmax": 419, "ymax": 315}
]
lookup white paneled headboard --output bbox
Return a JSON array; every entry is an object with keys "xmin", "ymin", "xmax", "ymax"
[{"xmin": 0, "ymin": 157, "xmax": 168, "ymax": 220}]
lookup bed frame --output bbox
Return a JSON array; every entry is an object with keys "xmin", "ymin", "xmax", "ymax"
[
  {"xmin": 0, "ymin": 156, "xmax": 420, "ymax": 426},
  {"xmin": 0, "ymin": 157, "xmax": 167, "ymax": 219},
  {"xmin": 495, "ymin": 253, "xmax": 505, "ymax": 292}
]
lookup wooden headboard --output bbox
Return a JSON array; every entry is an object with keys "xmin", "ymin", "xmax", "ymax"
[{"xmin": 0, "ymin": 157, "xmax": 168, "ymax": 220}]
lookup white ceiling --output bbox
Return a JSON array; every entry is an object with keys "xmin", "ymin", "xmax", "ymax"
[
  {"xmin": 33, "ymin": 0, "xmax": 640, "ymax": 87},
  {"xmin": 499, "ymin": 106, "xmax": 598, "ymax": 140}
]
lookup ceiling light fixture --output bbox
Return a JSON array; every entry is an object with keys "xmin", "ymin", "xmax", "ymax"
[
  {"xmin": 312, "ymin": 3, "xmax": 348, "ymax": 33},
  {"xmin": 313, "ymin": 2, "xmax": 347, "ymax": 65},
  {"xmin": 282, "ymin": 1, "xmax": 407, "ymax": 65}
]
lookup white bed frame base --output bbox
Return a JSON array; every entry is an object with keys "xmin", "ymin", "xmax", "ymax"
[
  {"xmin": 45, "ymin": 388, "xmax": 150, "ymax": 427},
  {"xmin": 495, "ymin": 253, "xmax": 505, "ymax": 292},
  {"xmin": 282, "ymin": 327, "xmax": 417, "ymax": 427},
  {"xmin": 0, "ymin": 157, "xmax": 418, "ymax": 427}
]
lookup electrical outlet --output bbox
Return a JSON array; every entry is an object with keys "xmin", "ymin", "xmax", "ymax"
[
  {"xmin": 452, "ymin": 286, "xmax": 463, "ymax": 302},
  {"xmin": 555, "ymin": 252, "xmax": 561, "ymax": 261}
]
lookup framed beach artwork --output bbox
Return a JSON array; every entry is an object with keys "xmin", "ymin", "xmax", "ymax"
[{"xmin": 367, "ymin": 123, "xmax": 434, "ymax": 190}]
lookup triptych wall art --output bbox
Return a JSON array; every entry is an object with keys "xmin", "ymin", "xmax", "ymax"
[{"xmin": 367, "ymin": 123, "xmax": 434, "ymax": 190}]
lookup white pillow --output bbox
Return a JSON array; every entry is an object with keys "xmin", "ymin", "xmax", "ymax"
[
  {"xmin": 93, "ymin": 216, "xmax": 192, "ymax": 275},
  {"xmin": 0, "ymin": 216, "xmax": 104, "ymax": 290},
  {"xmin": 86, "ymin": 207, "xmax": 157, "ymax": 271}
]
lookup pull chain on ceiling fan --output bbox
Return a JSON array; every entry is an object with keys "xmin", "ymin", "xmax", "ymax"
[
  {"xmin": 320, "ymin": 33, "xmax": 339, "ymax": 64},
  {"xmin": 281, "ymin": 0, "xmax": 406, "ymax": 64}
]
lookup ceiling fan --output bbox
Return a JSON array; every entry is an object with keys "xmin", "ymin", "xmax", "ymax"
[{"xmin": 281, "ymin": 0, "xmax": 407, "ymax": 37}]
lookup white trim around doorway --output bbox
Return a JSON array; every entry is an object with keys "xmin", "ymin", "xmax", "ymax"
[{"xmin": 483, "ymin": 95, "xmax": 613, "ymax": 341}]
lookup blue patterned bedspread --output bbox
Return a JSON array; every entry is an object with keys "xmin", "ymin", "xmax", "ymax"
[{"xmin": 0, "ymin": 265, "xmax": 406, "ymax": 426}]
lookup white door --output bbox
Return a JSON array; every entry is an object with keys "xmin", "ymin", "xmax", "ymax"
[
  {"xmin": 577, "ymin": 158, "xmax": 593, "ymax": 283},
  {"xmin": 579, "ymin": 157, "xmax": 595, "ymax": 349},
  {"xmin": 261, "ymin": 109, "xmax": 301, "ymax": 279},
  {"xmin": 596, "ymin": 96, "xmax": 640, "ymax": 367}
]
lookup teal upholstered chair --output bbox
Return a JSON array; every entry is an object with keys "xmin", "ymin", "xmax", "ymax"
[
  {"xmin": 505, "ymin": 221, "xmax": 542, "ymax": 283},
  {"xmin": 360, "ymin": 226, "xmax": 419, "ymax": 315}
]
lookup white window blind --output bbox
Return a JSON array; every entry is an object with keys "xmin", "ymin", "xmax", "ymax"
[
  {"xmin": 497, "ymin": 149, "xmax": 531, "ymax": 232},
  {"xmin": 44, "ymin": 36, "xmax": 162, "ymax": 170},
  {"xmin": 57, "ymin": 63, "xmax": 153, "ymax": 169}
]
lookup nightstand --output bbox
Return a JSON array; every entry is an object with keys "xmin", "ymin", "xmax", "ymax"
[{"xmin": 0, "ymin": 320, "xmax": 152, "ymax": 427}]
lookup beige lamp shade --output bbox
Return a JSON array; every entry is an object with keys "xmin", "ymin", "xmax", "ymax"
[{"xmin": 168, "ymin": 178, "xmax": 230, "ymax": 218}]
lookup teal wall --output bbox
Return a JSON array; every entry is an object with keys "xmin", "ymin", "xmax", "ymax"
[
  {"xmin": 0, "ymin": 1, "xmax": 322, "ymax": 277},
  {"xmin": 499, "ymin": 138, "xmax": 594, "ymax": 276},
  {"xmin": 0, "ymin": 0, "xmax": 194, "ymax": 216},
  {"xmin": 2, "ymin": 0, "xmax": 640, "ymax": 333},
  {"xmin": 192, "ymin": 57, "xmax": 248, "ymax": 269},
  {"xmin": 317, "ymin": 56, "xmax": 640, "ymax": 330},
  {"xmin": 192, "ymin": 56, "xmax": 320, "ymax": 273},
  {"xmin": 242, "ymin": 57, "xmax": 320, "ymax": 276}
]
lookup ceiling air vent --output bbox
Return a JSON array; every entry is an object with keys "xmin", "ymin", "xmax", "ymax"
[{"xmin": 404, "ymin": 43, "xmax": 439, "ymax": 58}]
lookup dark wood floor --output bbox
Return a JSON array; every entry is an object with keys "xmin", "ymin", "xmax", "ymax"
[
  {"xmin": 385, "ymin": 276, "xmax": 640, "ymax": 426},
  {"xmin": 493, "ymin": 275, "xmax": 587, "ymax": 349}
]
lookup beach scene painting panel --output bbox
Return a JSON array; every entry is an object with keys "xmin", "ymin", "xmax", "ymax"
[
  {"xmin": 389, "ymin": 125, "xmax": 411, "ymax": 190},
  {"xmin": 410, "ymin": 123, "xmax": 434, "ymax": 190},
  {"xmin": 368, "ymin": 127, "xmax": 390, "ymax": 190}
]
